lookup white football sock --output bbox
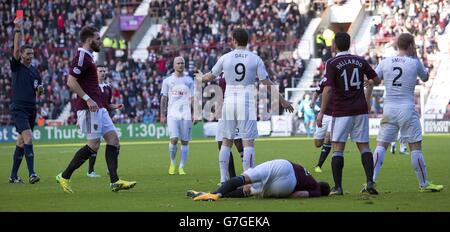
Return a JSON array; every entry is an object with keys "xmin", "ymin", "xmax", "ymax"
[
  {"xmin": 373, "ymin": 146, "xmax": 386, "ymax": 182},
  {"xmin": 411, "ymin": 150, "xmax": 428, "ymax": 188},
  {"xmin": 169, "ymin": 143, "xmax": 177, "ymax": 165},
  {"xmin": 243, "ymin": 147, "xmax": 255, "ymax": 171},
  {"xmin": 179, "ymin": 145, "xmax": 189, "ymax": 168},
  {"xmin": 219, "ymin": 145, "xmax": 231, "ymax": 183}
]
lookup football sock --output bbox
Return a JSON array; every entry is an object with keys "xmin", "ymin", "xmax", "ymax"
[
  {"xmin": 411, "ymin": 150, "xmax": 428, "ymax": 188},
  {"xmin": 361, "ymin": 151, "xmax": 375, "ymax": 183},
  {"xmin": 179, "ymin": 145, "xmax": 188, "ymax": 169},
  {"xmin": 228, "ymin": 152, "xmax": 236, "ymax": 178},
  {"xmin": 213, "ymin": 175, "xmax": 245, "ymax": 196},
  {"xmin": 373, "ymin": 146, "xmax": 386, "ymax": 182},
  {"xmin": 105, "ymin": 144, "xmax": 120, "ymax": 183},
  {"xmin": 23, "ymin": 144, "xmax": 35, "ymax": 176},
  {"xmin": 62, "ymin": 145, "xmax": 94, "ymax": 179},
  {"xmin": 11, "ymin": 146, "xmax": 24, "ymax": 178},
  {"xmin": 219, "ymin": 145, "xmax": 231, "ymax": 183},
  {"xmin": 169, "ymin": 143, "xmax": 177, "ymax": 165},
  {"xmin": 317, "ymin": 143, "xmax": 331, "ymax": 168},
  {"xmin": 331, "ymin": 152, "xmax": 344, "ymax": 188},
  {"xmin": 222, "ymin": 188, "xmax": 246, "ymax": 198},
  {"xmin": 88, "ymin": 153, "xmax": 97, "ymax": 173},
  {"xmin": 243, "ymin": 147, "xmax": 254, "ymax": 171}
]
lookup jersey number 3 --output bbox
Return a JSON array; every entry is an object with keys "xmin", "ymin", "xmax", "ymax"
[{"xmin": 235, "ymin": 63, "xmax": 246, "ymax": 82}]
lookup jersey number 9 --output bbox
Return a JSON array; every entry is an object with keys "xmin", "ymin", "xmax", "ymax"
[{"xmin": 235, "ymin": 63, "xmax": 246, "ymax": 82}]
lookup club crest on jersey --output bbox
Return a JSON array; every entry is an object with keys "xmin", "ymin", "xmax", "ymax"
[{"xmin": 73, "ymin": 67, "xmax": 81, "ymax": 75}]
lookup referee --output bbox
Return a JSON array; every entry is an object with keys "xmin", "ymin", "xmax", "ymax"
[{"xmin": 9, "ymin": 17, "xmax": 43, "ymax": 184}]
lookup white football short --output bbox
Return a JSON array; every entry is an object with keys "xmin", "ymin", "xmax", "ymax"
[
  {"xmin": 377, "ymin": 106, "xmax": 422, "ymax": 144},
  {"xmin": 330, "ymin": 114, "xmax": 369, "ymax": 143},
  {"xmin": 167, "ymin": 117, "xmax": 192, "ymax": 141},
  {"xmin": 215, "ymin": 119, "xmax": 242, "ymax": 141},
  {"xmin": 77, "ymin": 108, "xmax": 116, "ymax": 140},
  {"xmin": 314, "ymin": 114, "xmax": 332, "ymax": 140},
  {"xmin": 244, "ymin": 159, "xmax": 296, "ymax": 198}
]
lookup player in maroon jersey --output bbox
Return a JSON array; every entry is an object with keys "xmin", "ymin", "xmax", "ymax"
[
  {"xmin": 188, "ymin": 159, "xmax": 330, "ymax": 201},
  {"xmin": 56, "ymin": 26, "xmax": 136, "ymax": 193},
  {"xmin": 317, "ymin": 32, "xmax": 381, "ymax": 195},
  {"xmin": 86, "ymin": 65, "xmax": 124, "ymax": 178}
]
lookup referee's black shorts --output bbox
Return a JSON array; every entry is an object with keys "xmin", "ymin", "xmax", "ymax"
[{"xmin": 10, "ymin": 104, "xmax": 36, "ymax": 133}]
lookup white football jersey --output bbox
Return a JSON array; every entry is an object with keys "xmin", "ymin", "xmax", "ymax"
[
  {"xmin": 211, "ymin": 49, "xmax": 269, "ymax": 120},
  {"xmin": 161, "ymin": 74, "xmax": 194, "ymax": 119},
  {"xmin": 375, "ymin": 56, "xmax": 428, "ymax": 106},
  {"xmin": 211, "ymin": 49, "xmax": 268, "ymax": 87}
]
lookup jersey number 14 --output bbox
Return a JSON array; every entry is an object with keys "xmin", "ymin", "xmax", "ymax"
[{"xmin": 340, "ymin": 68, "xmax": 361, "ymax": 91}]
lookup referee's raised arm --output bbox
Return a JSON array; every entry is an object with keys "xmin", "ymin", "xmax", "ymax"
[{"xmin": 13, "ymin": 18, "xmax": 22, "ymax": 60}]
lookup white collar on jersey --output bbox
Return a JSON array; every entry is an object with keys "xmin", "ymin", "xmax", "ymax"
[
  {"xmin": 336, "ymin": 51, "xmax": 351, "ymax": 57},
  {"xmin": 78, "ymin": 47, "xmax": 94, "ymax": 58},
  {"xmin": 99, "ymin": 82, "xmax": 110, "ymax": 92}
]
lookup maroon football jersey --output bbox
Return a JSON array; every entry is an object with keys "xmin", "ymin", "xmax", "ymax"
[
  {"xmin": 316, "ymin": 77, "xmax": 333, "ymax": 116},
  {"xmin": 69, "ymin": 48, "xmax": 103, "ymax": 111},
  {"xmin": 289, "ymin": 161, "xmax": 322, "ymax": 197},
  {"xmin": 323, "ymin": 52, "xmax": 377, "ymax": 117},
  {"xmin": 99, "ymin": 83, "xmax": 112, "ymax": 111}
]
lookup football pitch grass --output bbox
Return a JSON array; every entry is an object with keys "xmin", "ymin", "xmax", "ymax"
[{"xmin": 0, "ymin": 135, "xmax": 449, "ymax": 212}]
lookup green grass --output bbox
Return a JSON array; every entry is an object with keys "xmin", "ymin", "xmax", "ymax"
[{"xmin": 0, "ymin": 135, "xmax": 449, "ymax": 212}]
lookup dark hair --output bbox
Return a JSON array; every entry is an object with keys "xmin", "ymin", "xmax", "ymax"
[
  {"xmin": 97, "ymin": 64, "xmax": 107, "ymax": 68},
  {"xmin": 20, "ymin": 44, "xmax": 33, "ymax": 53},
  {"xmin": 232, "ymin": 28, "xmax": 249, "ymax": 46},
  {"xmin": 397, "ymin": 33, "xmax": 415, "ymax": 50},
  {"xmin": 318, "ymin": 181, "xmax": 330, "ymax": 196},
  {"xmin": 334, "ymin": 32, "xmax": 351, "ymax": 52},
  {"xmin": 80, "ymin": 26, "xmax": 99, "ymax": 43}
]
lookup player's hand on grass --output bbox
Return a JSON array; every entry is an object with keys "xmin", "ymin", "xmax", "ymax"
[
  {"xmin": 281, "ymin": 98, "xmax": 294, "ymax": 112},
  {"xmin": 317, "ymin": 112, "xmax": 323, "ymax": 128},
  {"xmin": 87, "ymin": 99, "xmax": 98, "ymax": 112}
]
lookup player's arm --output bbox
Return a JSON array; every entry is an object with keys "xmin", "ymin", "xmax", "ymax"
[
  {"xmin": 415, "ymin": 59, "xmax": 429, "ymax": 82},
  {"xmin": 260, "ymin": 78, "xmax": 294, "ymax": 112},
  {"xmin": 67, "ymin": 75, "xmax": 98, "ymax": 112},
  {"xmin": 310, "ymin": 91, "xmax": 319, "ymax": 108},
  {"xmin": 13, "ymin": 18, "xmax": 22, "ymax": 60},
  {"xmin": 195, "ymin": 71, "xmax": 215, "ymax": 82},
  {"xmin": 160, "ymin": 95, "xmax": 168, "ymax": 124},
  {"xmin": 290, "ymin": 191, "xmax": 310, "ymax": 198}
]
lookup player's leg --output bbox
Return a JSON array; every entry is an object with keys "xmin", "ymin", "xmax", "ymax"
[
  {"xmin": 353, "ymin": 114, "xmax": 377, "ymax": 194},
  {"xmin": 102, "ymin": 109, "xmax": 136, "ymax": 191},
  {"xmin": 241, "ymin": 120, "xmax": 258, "ymax": 171},
  {"xmin": 178, "ymin": 119, "xmax": 193, "ymax": 175},
  {"xmin": 218, "ymin": 120, "xmax": 236, "ymax": 184},
  {"xmin": 399, "ymin": 140, "xmax": 408, "ymax": 154},
  {"xmin": 10, "ymin": 134, "xmax": 25, "ymax": 183},
  {"xmin": 304, "ymin": 115, "xmax": 311, "ymax": 137},
  {"xmin": 329, "ymin": 116, "xmax": 350, "ymax": 195},
  {"xmin": 87, "ymin": 152, "xmax": 100, "ymax": 177},
  {"xmin": 14, "ymin": 108, "xmax": 39, "ymax": 183},
  {"xmin": 57, "ymin": 110, "xmax": 100, "ymax": 193},
  {"xmin": 390, "ymin": 141, "xmax": 396, "ymax": 154},
  {"xmin": 374, "ymin": 107, "xmax": 400, "ymax": 182},
  {"xmin": 313, "ymin": 115, "xmax": 332, "ymax": 172},
  {"xmin": 403, "ymin": 113, "xmax": 443, "ymax": 192},
  {"xmin": 167, "ymin": 117, "xmax": 179, "ymax": 175}
]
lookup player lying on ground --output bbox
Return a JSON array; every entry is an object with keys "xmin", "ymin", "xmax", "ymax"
[{"xmin": 187, "ymin": 159, "xmax": 330, "ymax": 201}]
